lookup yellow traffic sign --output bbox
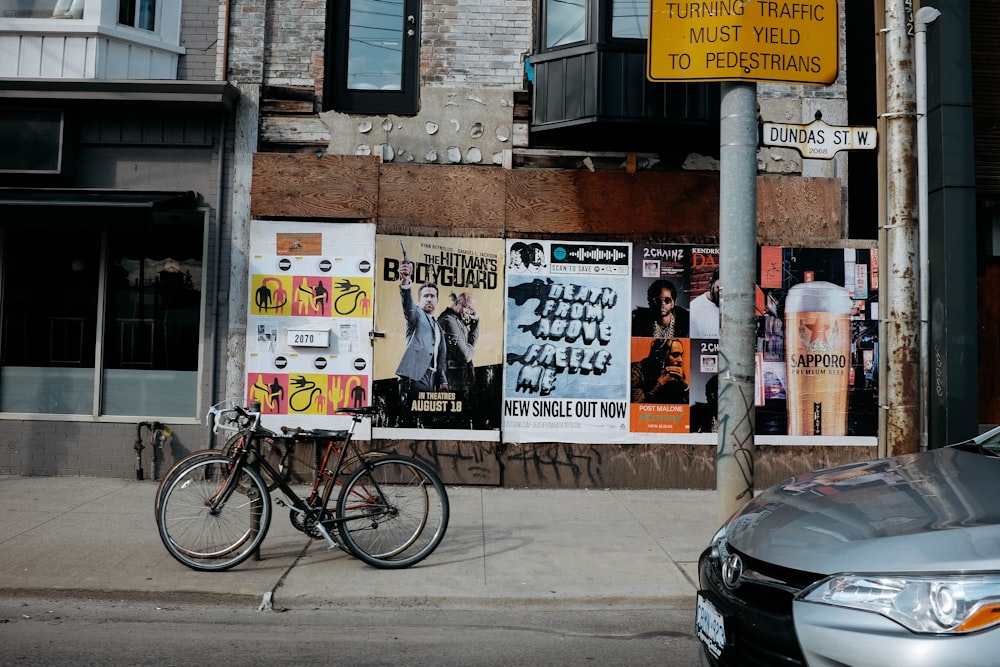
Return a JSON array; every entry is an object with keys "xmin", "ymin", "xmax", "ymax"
[{"xmin": 647, "ymin": 0, "xmax": 840, "ymax": 85}]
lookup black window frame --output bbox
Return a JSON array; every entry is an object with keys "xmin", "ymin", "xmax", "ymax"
[{"xmin": 325, "ymin": 0, "xmax": 421, "ymax": 116}]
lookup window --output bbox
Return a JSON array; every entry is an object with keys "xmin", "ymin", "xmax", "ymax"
[
  {"xmin": 0, "ymin": 0, "xmax": 83, "ymax": 18},
  {"xmin": 611, "ymin": 0, "xmax": 646, "ymax": 39},
  {"xmin": 544, "ymin": 0, "xmax": 586, "ymax": 48},
  {"xmin": 540, "ymin": 0, "xmax": 652, "ymax": 52},
  {"xmin": 326, "ymin": 0, "xmax": 421, "ymax": 115},
  {"xmin": 0, "ymin": 214, "xmax": 203, "ymax": 417},
  {"xmin": 118, "ymin": 0, "xmax": 154, "ymax": 30}
]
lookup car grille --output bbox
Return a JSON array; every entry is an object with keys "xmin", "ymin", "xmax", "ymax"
[{"xmin": 698, "ymin": 544, "xmax": 824, "ymax": 667}]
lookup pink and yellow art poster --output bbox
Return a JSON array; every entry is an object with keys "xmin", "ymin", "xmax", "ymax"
[
  {"xmin": 291, "ymin": 276, "xmax": 334, "ymax": 318},
  {"xmin": 247, "ymin": 372, "xmax": 288, "ymax": 414},
  {"xmin": 245, "ymin": 372, "xmax": 369, "ymax": 417},
  {"xmin": 250, "ymin": 275, "xmax": 293, "ymax": 316},
  {"xmin": 246, "ymin": 220, "xmax": 375, "ymax": 433}
]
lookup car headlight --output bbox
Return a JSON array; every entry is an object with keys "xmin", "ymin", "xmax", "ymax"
[
  {"xmin": 801, "ymin": 574, "xmax": 1000, "ymax": 634},
  {"xmin": 707, "ymin": 525, "xmax": 728, "ymax": 560}
]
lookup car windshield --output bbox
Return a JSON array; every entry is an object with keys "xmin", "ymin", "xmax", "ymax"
[{"xmin": 967, "ymin": 424, "xmax": 1000, "ymax": 454}]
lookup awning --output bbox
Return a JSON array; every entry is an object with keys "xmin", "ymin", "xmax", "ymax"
[
  {"xmin": 0, "ymin": 79, "xmax": 239, "ymax": 112},
  {"xmin": 0, "ymin": 189, "xmax": 202, "ymax": 227},
  {"xmin": 0, "ymin": 189, "xmax": 198, "ymax": 210}
]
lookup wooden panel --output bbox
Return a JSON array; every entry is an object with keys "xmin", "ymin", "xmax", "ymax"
[
  {"xmin": 251, "ymin": 153, "xmax": 379, "ymax": 219},
  {"xmin": 505, "ymin": 169, "xmax": 721, "ymax": 237},
  {"xmin": 756, "ymin": 174, "xmax": 843, "ymax": 241},
  {"xmin": 259, "ymin": 115, "xmax": 331, "ymax": 145},
  {"xmin": 500, "ymin": 442, "xmax": 877, "ymax": 490},
  {"xmin": 376, "ymin": 164, "xmax": 507, "ymax": 236},
  {"xmin": 501, "ymin": 443, "xmax": 716, "ymax": 489},
  {"xmin": 372, "ymin": 440, "xmax": 501, "ymax": 485}
]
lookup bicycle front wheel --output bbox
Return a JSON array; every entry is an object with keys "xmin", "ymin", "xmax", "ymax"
[
  {"xmin": 336, "ymin": 455, "xmax": 449, "ymax": 569},
  {"xmin": 157, "ymin": 455, "xmax": 272, "ymax": 571},
  {"xmin": 154, "ymin": 449, "xmax": 223, "ymax": 524}
]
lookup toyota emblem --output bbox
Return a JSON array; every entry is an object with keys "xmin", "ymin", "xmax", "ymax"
[{"xmin": 722, "ymin": 553, "xmax": 743, "ymax": 590}]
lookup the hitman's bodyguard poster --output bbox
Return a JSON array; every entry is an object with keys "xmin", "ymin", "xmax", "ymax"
[
  {"xmin": 371, "ymin": 235, "xmax": 504, "ymax": 440},
  {"xmin": 502, "ymin": 240, "xmax": 632, "ymax": 443}
]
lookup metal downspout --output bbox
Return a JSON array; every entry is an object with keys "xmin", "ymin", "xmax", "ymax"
[
  {"xmin": 915, "ymin": 6, "xmax": 941, "ymax": 452},
  {"xmin": 208, "ymin": 113, "xmax": 227, "ymax": 448}
]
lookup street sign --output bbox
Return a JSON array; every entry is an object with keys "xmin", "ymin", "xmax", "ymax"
[
  {"xmin": 647, "ymin": 0, "xmax": 840, "ymax": 85},
  {"xmin": 762, "ymin": 118, "xmax": 877, "ymax": 160}
]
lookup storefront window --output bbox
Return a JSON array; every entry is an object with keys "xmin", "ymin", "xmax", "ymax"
[
  {"xmin": 0, "ymin": 230, "xmax": 99, "ymax": 414},
  {"xmin": 0, "ymin": 218, "xmax": 203, "ymax": 418},
  {"xmin": 101, "ymin": 227, "xmax": 202, "ymax": 416}
]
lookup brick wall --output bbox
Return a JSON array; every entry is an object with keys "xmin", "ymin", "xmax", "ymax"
[
  {"xmin": 227, "ymin": 0, "xmax": 534, "ymax": 92},
  {"xmin": 178, "ymin": 0, "xmax": 223, "ymax": 80},
  {"xmin": 264, "ymin": 0, "xmax": 326, "ymax": 89},
  {"xmin": 421, "ymin": 0, "xmax": 533, "ymax": 88},
  {"xmin": 228, "ymin": 0, "xmax": 267, "ymax": 83}
]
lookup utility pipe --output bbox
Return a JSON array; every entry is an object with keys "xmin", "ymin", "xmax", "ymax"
[{"xmin": 915, "ymin": 6, "xmax": 940, "ymax": 451}]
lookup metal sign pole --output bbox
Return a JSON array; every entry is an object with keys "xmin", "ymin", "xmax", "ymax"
[{"xmin": 717, "ymin": 81, "xmax": 758, "ymax": 523}]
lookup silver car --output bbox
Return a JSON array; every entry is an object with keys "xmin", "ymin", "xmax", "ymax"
[{"xmin": 696, "ymin": 426, "xmax": 1000, "ymax": 666}]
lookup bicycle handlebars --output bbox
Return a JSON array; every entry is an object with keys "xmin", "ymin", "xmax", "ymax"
[{"xmin": 205, "ymin": 401, "xmax": 375, "ymax": 435}]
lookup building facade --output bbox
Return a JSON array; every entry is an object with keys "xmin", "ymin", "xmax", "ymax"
[
  {"xmin": 0, "ymin": 0, "xmax": 990, "ymax": 490},
  {"xmin": 0, "ymin": 0, "xmax": 238, "ymax": 479}
]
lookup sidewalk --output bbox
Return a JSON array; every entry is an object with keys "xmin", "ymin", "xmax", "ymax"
[{"xmin": 0, "ymin": 475, "xmax": 718, "ymax": 610}]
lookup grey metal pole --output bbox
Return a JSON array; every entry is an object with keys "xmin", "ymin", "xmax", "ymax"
[
  {"xmin": 717, "ymin": 81, "xmax": 758, "ymax": 524},
  {"xmin": 881, "ymin": 0, "xmax": 920, "ymax": 456}
]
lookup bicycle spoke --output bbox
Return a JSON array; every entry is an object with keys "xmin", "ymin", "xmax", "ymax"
[
  {"xmin": 157, "ymin": 456, "xmax": 271, "ymax": 571},
  {"xmin": 337, "ymin": 456, "xmax": 448, "ymax": 569}
]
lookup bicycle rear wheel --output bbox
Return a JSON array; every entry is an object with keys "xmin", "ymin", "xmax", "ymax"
[
  {"xmin": 336, "ymin": 455, "xmax": 449, "ymax": 569},
  {"xmin": 157, "ymin": 455, "xmax": 272, "ymax": 571}
]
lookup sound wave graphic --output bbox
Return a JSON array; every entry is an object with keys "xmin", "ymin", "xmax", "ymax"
[{"xmin": 552, "ymin": 245, "xmax": 629, "ymax": 265}]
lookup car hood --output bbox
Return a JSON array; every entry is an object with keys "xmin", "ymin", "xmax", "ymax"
[{"xmin": 725, "ymin": 446, "xmax": 1000, "ymax": 574}]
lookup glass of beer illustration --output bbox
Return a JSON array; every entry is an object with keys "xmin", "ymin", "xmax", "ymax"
[{"xmin": 784, "ymin": 274, "xmax": 852, "ymax": 436}]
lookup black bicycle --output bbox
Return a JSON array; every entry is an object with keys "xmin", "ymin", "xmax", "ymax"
[{"xmin": 155, "ymin": 402, "xmax": 449, "ymax": 571}]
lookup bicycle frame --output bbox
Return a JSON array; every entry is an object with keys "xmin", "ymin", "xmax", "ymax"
[{"xmin": 209, "ymin": 404, "xmax": 389, "ymax": 551}]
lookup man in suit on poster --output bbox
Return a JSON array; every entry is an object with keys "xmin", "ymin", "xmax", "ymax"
[{"xmin": 396, "ymin": 259, "xmax": 449, "ymax": 409}]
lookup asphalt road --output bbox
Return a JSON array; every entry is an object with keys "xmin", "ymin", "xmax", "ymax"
[{"xmin": 0, "ymin": 594, "xmax": 703, "ymax": 667}]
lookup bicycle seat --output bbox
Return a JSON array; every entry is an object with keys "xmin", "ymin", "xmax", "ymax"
[
  {"xmin": 309, "ymin": 429, "xmax": 348, "ymax": 439},
  {"xmin": 336, "ymin": 405, "xmax": 376, "ymax": 416}
]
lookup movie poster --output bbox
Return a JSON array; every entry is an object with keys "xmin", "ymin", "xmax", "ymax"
[
  {"xmin": 502, "ymin": 240, "xmax": 632, "ymax": 443},
  {"xmin": 755, "ymin": 246, "xmax": 879, "ymax": 442},
  {"xmin": 245, "ymin": 220, "xmax": 375, "ymax": 433},
  {"xmin": 372, "ymin": 235, "xmax": 504, "ymax": 440}
]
